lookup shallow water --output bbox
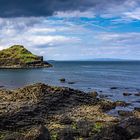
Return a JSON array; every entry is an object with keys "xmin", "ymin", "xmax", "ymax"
[{"xmin": 0, "ymin": 61, "xmax": 140, "ymax": 111}]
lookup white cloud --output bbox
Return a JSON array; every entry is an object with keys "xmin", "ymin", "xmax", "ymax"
[{"xmin": 55, "ymin": 10, "xmax": 95, "ymax": 18}]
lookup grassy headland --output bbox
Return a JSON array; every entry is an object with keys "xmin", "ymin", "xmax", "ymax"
[{"xmin": 0, "ymin": 45, "xmax": 52, "ymax": 68}]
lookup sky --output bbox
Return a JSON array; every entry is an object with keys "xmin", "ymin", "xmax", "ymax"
[{"xmin": 0, "ymin": 0, "xmax": 140, "ymax": 60}]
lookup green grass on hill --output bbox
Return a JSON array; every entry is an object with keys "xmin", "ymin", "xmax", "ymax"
[{"xmin": 0, "ymin": 45, "xmax": 40, "ymax": 63}]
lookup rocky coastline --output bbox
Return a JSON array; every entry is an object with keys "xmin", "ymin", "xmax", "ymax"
[{"xmin": 0, "ymin": 83, "xmax": 140, "ymax": 140}]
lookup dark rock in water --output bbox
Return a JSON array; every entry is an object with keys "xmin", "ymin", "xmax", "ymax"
[
  {"xmin": 120, "ymin": 118, "xmax": 140, "ymax": 139},
  {"xmin": 115, "ymin": 101, "xmax": 130, "ymax": 107},
  {"xmin": 118, "ymin": 110, "xmax": 133, "ymax": 117},
  {"xmin": 134, "ymin": 107, "xmax": 140, "ymax": 112},
  {"xmin": 59, "ymin": 78, "xmax": 66, "ymax": 83},
  {"xmin": 123, "ymin": 93, "xmax": 132, "ymax": 96},
  {"xmin": 89, "ymin": 91, "xmax": 98, "ymax": 98},
  {"xmin": 25, "ymin": 125, "xmax": 51, "ymax": 140},
  {"xmin": 68, "ymin": 82, "xmax": 75, "ymax": 85},
  {"xmin": 135, "ymin": 93, "xmax": 140, "ymax": 96},
  {"xmin": 99, "ymin": 94, "xmax": 109, "ymax": 98},
  {"xmin": 110, "ymin": 87, "xmax": 118, "ymax": 90},
  {"xmin": 0, "ymin": 86, "xmax": 4, "ymax": 88},
  {"xmin": 90, "ymin": 125, "xmax": 131, "ymax": 140}
]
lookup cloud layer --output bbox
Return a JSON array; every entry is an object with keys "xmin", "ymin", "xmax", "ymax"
[
  {"xmin": 0, "ymin": 0, "xmax": 138, "ymax": 18},
  {"xmin": 0, "ymin": 0, "xmax": 140, "ymax": 60}
]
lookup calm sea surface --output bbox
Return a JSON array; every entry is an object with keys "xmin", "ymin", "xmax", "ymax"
[{"xmin": 0, "ymin": 61, "xmax": 140, "ymax": 111}]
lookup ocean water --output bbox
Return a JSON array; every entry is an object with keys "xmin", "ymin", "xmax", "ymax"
[{"xmin": 0, "ymin": 61, "xmax": 140, "ymax": 111}]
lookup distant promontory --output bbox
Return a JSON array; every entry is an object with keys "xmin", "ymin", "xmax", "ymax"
[{"xmin": 0, "ymin": 45, "xmax": 52, "ymax": 68}]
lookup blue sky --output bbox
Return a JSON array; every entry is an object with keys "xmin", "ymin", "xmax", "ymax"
[{"xmin": 0, "ymin": 0, "xmax": 140, "ymax": 60}]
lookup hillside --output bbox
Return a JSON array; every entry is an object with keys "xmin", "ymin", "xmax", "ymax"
[{"xmin": 0, "ymin": 45, "xmax": 52, "ymax": 68}]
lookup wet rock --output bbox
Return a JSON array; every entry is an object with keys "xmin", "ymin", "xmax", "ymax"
[
  {"xmin": 24, "ymin": 125, "xmax": 51, "ymax": 140},
  {"xmin": 134, "ymin": 107, "xmax": 140, "ymax": 112},
  {"xmin": 99, "ymin": 100, "xmax": 116, "ymax": 111},
  {"xmin": 99, "ymin": 94, "xmax": 109, "ymax": 98},
  {"xmin": 118, "ymin": 110, "xmax": 133, "ymax": 117},
  {"xmin": 110, "ymin": 87, "xmax": 118, "ymax": 90},
  {"xmin": 115, "ymin": 101, "xmax": 130, "ymax": 107},
  {"xmin": 59, "ymin": 78, "xmax": 66, "ymax": 83},
  {"xmin": 135, "ymin": 93, "xmax": 140, "ymax": 96},
  {"xmin": 89, "ymin": 91, "xmax": 98, "ymax": 98},
  {"xmin": 90, "ymin": 125, "xmax": 131, "ymax": 140},
  {"xmin": 0, "ymin": 86, "xmax": 4, "ymax": 88},
  {"xmin": 123, "ymin": 93, "xmax": 132, "ymax": 96},
  {"xmin": 68, "ymin": 82, "xmax": 75, "ymax": 85}
]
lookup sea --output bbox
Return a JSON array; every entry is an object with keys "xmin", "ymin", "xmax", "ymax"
[{"xmin": 0, "ymin": 61, "xmax": 140, "ymax": 112}]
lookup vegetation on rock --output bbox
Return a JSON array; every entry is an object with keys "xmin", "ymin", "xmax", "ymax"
[{"xmin": 0, "ymin": 45, "xmax": 52, "ymax": 68}]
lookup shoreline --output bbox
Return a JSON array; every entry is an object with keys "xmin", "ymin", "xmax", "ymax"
[{"xmin": 0, "ymin": 83, "xmax": 140, "ymax": 140}]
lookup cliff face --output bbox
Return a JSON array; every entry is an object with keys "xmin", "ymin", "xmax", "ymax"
[{"xmin": 0, "ymin": 45, "xmax": 52, "ymax": 68}]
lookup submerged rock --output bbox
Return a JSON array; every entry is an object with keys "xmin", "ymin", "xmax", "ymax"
[
  {"xmin": 68, "ymin": 82, "xmax": 75, "ymax": 85},
  {"xmin": 135, "ymin": 93, "xmax": 140, "ymax": 96},
  {"xmin": 59, "ymin": 78, "xmax": 66, "ymax": 83},
  {"xmin": 123, "ymin": 92, "xmax": 132, "ymax": 96},
  {"xmin": 110, "ymin": 87, "xmax": 118, "ymax": 90}
]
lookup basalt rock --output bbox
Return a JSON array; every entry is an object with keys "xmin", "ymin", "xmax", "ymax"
[{"xmin": 90, "ymin": 125, "xmax": 131, "ymax": 140}]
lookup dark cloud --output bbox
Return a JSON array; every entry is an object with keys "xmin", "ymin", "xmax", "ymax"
[{"xmin": 0, "ymin": 0, "xmax": 128, "ymax": 17}]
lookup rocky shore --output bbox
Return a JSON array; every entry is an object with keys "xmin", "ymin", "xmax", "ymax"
[{"xmin": 0, "ymin": 83, "xmax": 140, "ymax": 140}]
